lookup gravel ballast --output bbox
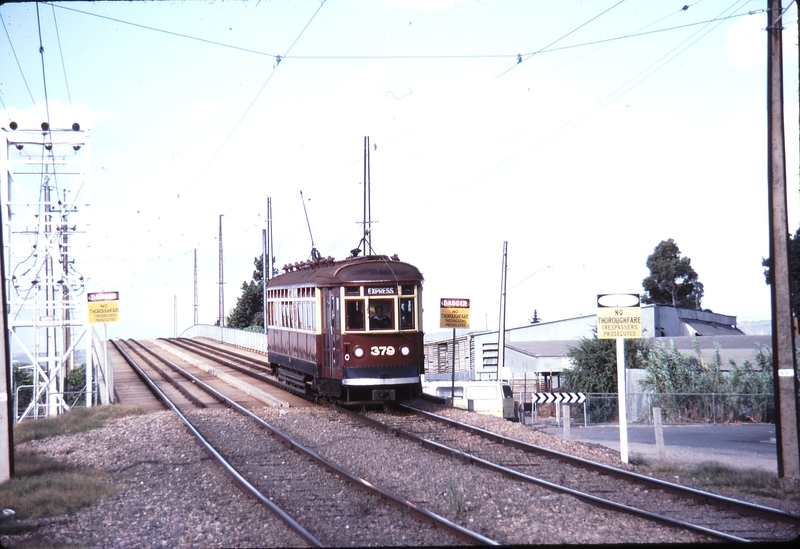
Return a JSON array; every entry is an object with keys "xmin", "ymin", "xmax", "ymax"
[{"xmin": 2, "ymin": 404, "xmax": 798, "ymax": 547}]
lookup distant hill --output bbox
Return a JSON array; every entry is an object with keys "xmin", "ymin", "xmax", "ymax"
[{"xmin": 738, "ymin": 320, "xmax": 771, "ymax": 336}]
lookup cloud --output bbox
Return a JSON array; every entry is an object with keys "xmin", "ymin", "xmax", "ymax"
[{"xmin": 725, "ymin": 15, "xmax": 765, "ymax": 68}]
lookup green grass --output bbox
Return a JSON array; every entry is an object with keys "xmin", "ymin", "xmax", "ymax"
[
  {"xmin": 635, "ymin": 459, "xmax": 800, "ymax": 502},
  {"xmin": 0, "ymin": 405, "xmax": 154, "ymax": 545}
]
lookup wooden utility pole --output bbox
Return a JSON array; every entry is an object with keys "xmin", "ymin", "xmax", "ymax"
[{"xmin": 767, "ymin": 0, "xmax": 800, "ymax": 479}]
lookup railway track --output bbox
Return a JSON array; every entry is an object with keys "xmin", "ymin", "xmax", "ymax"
[
  {"xmin": 113, "ymin": 338, "xmax": 499, "ymax": 546},
  {"xmin": 346, "ymin": 403, "xmax": 800, "ymax": 543},
  {"xmin": 109, "ymin": 338, "xmax": 799, "ymax": 543}
]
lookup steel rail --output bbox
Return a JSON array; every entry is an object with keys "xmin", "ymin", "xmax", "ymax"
[
  {"xmin": 336, "ymin": 404, "xmax": 751, "ymax": 543},
  {"xmin": 129, "ymin": 339, "xmax": 500, "ymax": 546},
  {"xmin": 110, "ymin": 340, "xmax": 324, "ymax": 548},
  {"xmin": 117, "ymin": 340, "xmax": 208, "ymax": 408},
  {"xmin": 165, "ymin": 338, "xmax": 313, "ymax": 400},
  {"xmin": 401, "ymin": 403, "xmax": 800, "ymax": 526},
  {"xmin": 127, "ymin": 339, "xmax": 235, "ymax": 407},
  {"xmin": 175, "ymin": 337, "xmax": 271, "ymax": 369},
  {"xmin": 162, "ymin": 338, "xmax": 275, "ymax": 384}
]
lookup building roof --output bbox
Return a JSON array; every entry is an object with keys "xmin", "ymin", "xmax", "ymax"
[
  {"xmin": 682, "ymin": 318, "xmax": 744, "ymax": 337},
  {"xmin": 508, "ymin": 335, "xmax": 772, "ymax": 370},
  {"xmin": 507, "ymin": 340, "xmax": 578, "ymax": 358}
]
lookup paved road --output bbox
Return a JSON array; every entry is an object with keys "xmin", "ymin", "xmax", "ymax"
[{"xmin": 543, "ymin": 423, "xmax": 779, "ymax": 473}]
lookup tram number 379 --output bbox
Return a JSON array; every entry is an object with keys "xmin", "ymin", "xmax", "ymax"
[{"xmin": 371, "ymin": 345, "xmax": 396, "ymax": 356}]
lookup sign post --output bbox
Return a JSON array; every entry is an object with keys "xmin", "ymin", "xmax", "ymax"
[
  {"xmin": 597, "ymin": 293, "xmax": 641, "ymax": 464},
  {"xmin": 88, "ymin": 292, "xmax": 120, "ymax": 404},
  {"xmin": 440, "ymin": 298, "xmax": 470, "ymax": 404}
]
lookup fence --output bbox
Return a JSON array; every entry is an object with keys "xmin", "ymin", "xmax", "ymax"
[
  {"xmin": 526, "ymin": 392, "xmax": 774, "ymax": 426},
  {"xmin": 180, "ymin": 324, "xmax": 267, "ymax": 354}
]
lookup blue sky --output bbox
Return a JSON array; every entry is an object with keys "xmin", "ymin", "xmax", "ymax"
[{"xmin": 1, "ymin": 0, "xmax": 798, "ymax": 340}]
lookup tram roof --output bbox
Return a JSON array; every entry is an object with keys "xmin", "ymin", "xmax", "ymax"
[{"xmin": 267, "ymin": 255, "xmax": 423, "ymax": 288}]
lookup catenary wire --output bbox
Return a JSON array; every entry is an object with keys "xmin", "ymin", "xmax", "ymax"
[
  {"xmin": 438, "ymin": 0, "xmax": 754, "ymax": 199},
  {"xmin": 44, "ymin": 0, "xmax": 765, "ymax": 63},
  {"xmin": 0, "ymin": 11, "xmax": 42, "ymax": 120},
  {"xmin": 179, "ymin": 0, "xmax": 328, "ymax": 197},
  {"xmin": 48, "ymin": 2, "xmax": 74, "ymax": 121},
  {"xmin": 35, "ymin": 3, "xmax": 51, "ymax": 131},
  {"xmin": 46, "ymin": 2, "xmax": 280, "ymax": 59},
  {"xmin": 496, "ymin": 0, "xmax": 628, "ymax": 79}
]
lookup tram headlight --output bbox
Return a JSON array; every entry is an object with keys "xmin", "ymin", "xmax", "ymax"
[
  {"xmin": 400, "ymin": 345, "xmax": 411, "ymax": 356},
  {"xmin": 353, "ymin": 346, "xmax": 365, "ymax": 358}
]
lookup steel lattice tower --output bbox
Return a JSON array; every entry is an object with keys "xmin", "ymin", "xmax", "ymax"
[{"xmin": 1, "ymin": 124, "xmax": 91, "ymax": 421}]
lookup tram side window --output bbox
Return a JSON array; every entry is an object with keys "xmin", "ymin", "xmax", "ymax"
[
  {"xmin": 400, "ymin": 298, "xmax": 415, "ymax": 330},
  {"xmin": 346, "ymin": 300, "xmax": 365, "ymax": 331},
  {"xmin": 369, "ymin": 299, "xmax": 393, "ymax": 330}
]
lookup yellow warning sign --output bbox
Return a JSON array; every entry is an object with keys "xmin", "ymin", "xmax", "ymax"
[
  {"xmin": 88, "ymin": 291, "xmax": 120, "ymax": 324},
  {"xmin": 440, "ymin": 298, "xmax": 470, "ymax": 329},
  {"xmin": 597, "ymin": 294, "xmax": 641, "ymax": 339}
]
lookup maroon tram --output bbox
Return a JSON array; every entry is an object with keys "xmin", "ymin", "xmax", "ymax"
[{"xmin": 266, "ymin": 254, "xmax": 424, "ymax": 404}]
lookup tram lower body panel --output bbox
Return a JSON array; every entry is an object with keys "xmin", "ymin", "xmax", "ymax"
[{"xmin": 267, "ymin": 327, "xmax": 423, "ymax": 403}]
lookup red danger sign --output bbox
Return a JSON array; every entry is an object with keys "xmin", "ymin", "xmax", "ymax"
[
  {"xmin": 440, "ymin": 298, "xmax": 469, "ymax": 308},
  {"xmin": 88, "ymin": 291, "xmax": 119, "ymax": 302}
]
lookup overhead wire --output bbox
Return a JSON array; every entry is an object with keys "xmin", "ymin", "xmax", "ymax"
[
  {"xmin": 437, "ymin": 0, "xmax": 757, "ymax": 199},
  {"xmin": 47, "ymin": 2, "xmax": 281, "ymax": 59},
  {"xmin": 0, "ymin": 11, "xmax": 42, "ymax": 120},
  {"xmin": 48, "ymin": 1, "xmax": 75, "ymax": 121},
  {"xmin": 496, "ymin": 0, "xmax": 628, "ymax": 79},
  {"xmin": 4, "ymin": 3, "xmax": 84, "ymax": 304},
  {"xmin": 179, "ymin": 0, "xmax": 328, "ymax": 197},
  {"xmin": 14, "ymin": 1, "xmax": 782, "ymax": 266},
  {"xmin": 46, "ymin": 0, "xmax": 764, "ymax": 63},
  {"xmin": 35, "ymin": 3, "xmax": 51, "ymax": 132}
]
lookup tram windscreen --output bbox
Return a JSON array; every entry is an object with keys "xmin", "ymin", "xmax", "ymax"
[
  {"xmin": 369, "ymin": 299, "xmax": 393, "ymax": 330},
  {"xmin": 346, "ymin": 300, "xmax": 365, "ymax": 330}
]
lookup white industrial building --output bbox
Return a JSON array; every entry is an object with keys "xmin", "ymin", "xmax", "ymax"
[{"xmin": 423, "ymin": 304, "xmax": 763, "ymax": 395}]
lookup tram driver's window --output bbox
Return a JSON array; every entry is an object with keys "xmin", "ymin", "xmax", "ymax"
[
  {"xmin": 400, "ymin": 298, "xmax": 414, "ymax": 329},
  {"xmin": 346, "ymin": 300, "xmax": 365, "ymax": 330},
  {"xmin": 369, "ymin": 299, "xmax": 393, "ymax": 330}
]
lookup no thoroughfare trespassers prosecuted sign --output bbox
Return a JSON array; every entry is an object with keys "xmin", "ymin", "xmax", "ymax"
[
  {"xmin": 440, "ymin": 298, "xmax": 470, "ymax": 329},
  {"xmin": 596, "ymin": 293, "xmax": 641, "ymax": 339},
  {"xmin": 87, "ymin": 291, "xmax": 120, "ymax": 324}
]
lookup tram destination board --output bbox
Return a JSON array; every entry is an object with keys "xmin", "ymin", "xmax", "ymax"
[
  {"xmin": 440, "ymin": 298, "xmax": 470, "ymax": 329},
  {"xmin": 596, "ymin": 293, "xmax": 641, "ymax": 339},
  {"xmin": 87, "ymin": 291, "xmax": 120, "ymax": 324}
]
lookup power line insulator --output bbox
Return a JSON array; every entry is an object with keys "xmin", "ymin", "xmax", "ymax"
[
  {"xmin": 9, "ymin": 121, "xmax": 17, "ymax": 130},
  {"xmin": 41, "ymin": 122, "xmax": 49, "ymax": 131},
  {"xmin": 72, "ymin": 122, "xmax": 80, "ymax": 131}
]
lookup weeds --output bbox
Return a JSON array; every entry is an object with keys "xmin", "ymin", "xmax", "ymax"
[
  {"xmin": 637, "ymin": 461, "xmax": 800, "ymax": 501},
  {"xmin": 0, "ymin": 451, "xmax": 118, "ymax": 535},
  {"xmin": 0, "ymin": 406, "xmax": 152, "ymax": 541},
  {"xmin": 14, "ymin": 405, "xmax": 150, "ymax": 443},
  {"xmin": 349, "ymin": 492, "xmax": 375, "ymax": 516}
]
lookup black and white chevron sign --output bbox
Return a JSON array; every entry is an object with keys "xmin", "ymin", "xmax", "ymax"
[{"xmin": 533, "ymin": 392, "xmax": 585, "ymax": 404}]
